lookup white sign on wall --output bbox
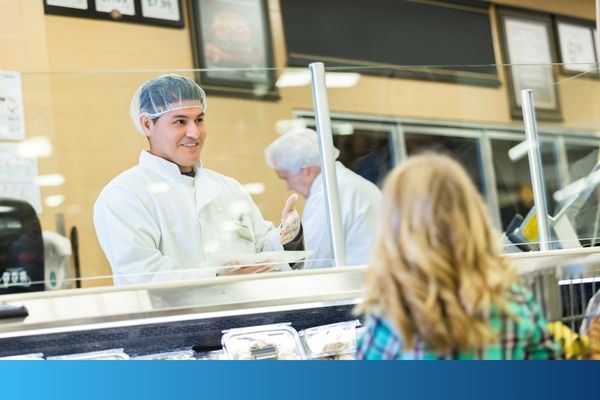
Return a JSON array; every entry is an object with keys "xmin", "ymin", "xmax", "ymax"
[
  {"xmin": 141, "ymin": 0, "xmax": 180, "ymax": 21},
  {"xmin": 46, "ymin": 0, "xmax": 88, "ymax": 9},
  {"xmin": 0, "ymin": 143, "xmax": 42, "ymax": 213},
  {"xmin": 95, "ymin": 0, "xmax": 136, "ymax": 16},
  {"xmin": 0, "ymin": 71, "xmax": 26, "ymax": 141}
]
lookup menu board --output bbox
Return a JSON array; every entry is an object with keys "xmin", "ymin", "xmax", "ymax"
[{"xmin": 44, "ymin": 0, "xmax": 183, "ymax": 28}]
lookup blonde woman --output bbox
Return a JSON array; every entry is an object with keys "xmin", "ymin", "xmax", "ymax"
[{"xmin": 356, "ymin": 153, "xmax": 558, "ymax": 360}]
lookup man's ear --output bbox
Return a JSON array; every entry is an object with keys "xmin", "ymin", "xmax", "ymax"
[
  {"xmin": 302, "ymin": 166, "xmax": 319, "ymax": 178},
  {"xmin": 141, "ymin": 115, "xmax": 153, "ymax": 137},
  {"xmin": 300, "ymin": 167, "xmax": 311, "ymax": 177}
]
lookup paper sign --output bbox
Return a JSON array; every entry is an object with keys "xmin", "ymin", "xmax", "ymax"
[
  {"xmin": 141, "ymin": 0, "xmax": 180, "ymax": 21},
  {"xmin": 46, "ymin": 0, "xmax": 88, "ymax": 9},
  {"xmin": 0, "ymin": 144, "xmax": 42, "ymax": 213},
  {"xmin": 0, "ymin": 72, "xmax": 26, "ymax": 141},
  {"xmin": 95, "ymin": 0, "xmax": 135, "ymax": 16}
]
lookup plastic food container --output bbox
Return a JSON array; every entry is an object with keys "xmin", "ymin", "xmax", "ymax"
[
  {"xmin": 47, "ymin": 348, "xmax": 129, "ymax": 360},
  {"xmin": 132, "ymin": 350, "xmax": 195, "ymax": 360},
  {"xmin": 221, "ymin": 323, "xmax": 306, "ymax": 360},
  {"xmin": 196, "ymin": 349, "xmax": 227, "ymax": 360},
  {"xmin": 0, "ymin": 353, "xmax": 45, "ymax": 360},
  {"xmin": 299, "ymin": 320, "xmax": 360, "ymax": 359}
]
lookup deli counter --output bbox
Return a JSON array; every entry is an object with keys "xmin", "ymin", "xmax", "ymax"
[
  {"xmin": 0, "ymin": 267, "xmax": 364, "ymax": 359},
  {"xmin": 1, "ymin": 247, "xmax": 600, "ymax": 360}
]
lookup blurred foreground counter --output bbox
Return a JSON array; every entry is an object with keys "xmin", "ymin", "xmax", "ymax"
[
  {"xmin": 0, "ymin": 267, "xmax": 363, "ymax": 358},
  {"xmin": 1, "ymin": 247, "xmax": 599, "ymax": 359}
]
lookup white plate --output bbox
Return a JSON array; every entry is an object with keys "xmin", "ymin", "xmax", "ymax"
[{"xmin": 206, "ymin": 250, "xmax": 312, "ymax": 270}]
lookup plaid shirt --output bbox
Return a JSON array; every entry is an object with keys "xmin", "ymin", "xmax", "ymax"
[{"xmin": 356, "ymin": 285, "xmax": 560, "ymax": 360}]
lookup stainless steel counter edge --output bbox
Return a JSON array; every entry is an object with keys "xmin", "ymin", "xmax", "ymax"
[{"xmin": 0, "ymin": 266, "xmax": 365, "ymax": 337}]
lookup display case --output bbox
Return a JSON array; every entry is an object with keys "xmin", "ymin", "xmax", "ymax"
[
  {"xmin": 1, "ymin": 249, "xmax": 599, "ymax": 359},
  {"xmin": 0, "ymin": 267, "xmax": 363, "ymax": 358}
]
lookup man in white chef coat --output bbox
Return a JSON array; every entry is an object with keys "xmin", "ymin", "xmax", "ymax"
[
  {"xmin": 94, "ymin": 74, "xmax": 302, "ymax": 285},
  {"xmin": 264, "ymin": 129, "xmax": 381, "ymax": 269}
]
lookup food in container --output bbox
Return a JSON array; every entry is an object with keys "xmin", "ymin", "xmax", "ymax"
[
  {"xmin": 132, "ymin": 350, "xmax": 195, "ymax": 360},
  {"xmin": 221, "ymin": 323, "xmax": 305, "ymax": 360},
  {"xmin": 300, "ymin": 320, "xmax": 361, "ymax": 358}
]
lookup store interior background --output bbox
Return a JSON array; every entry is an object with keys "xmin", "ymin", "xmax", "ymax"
[{"xmin": 1, "ymin": 0, "xmax": 599, "ymax": 287}]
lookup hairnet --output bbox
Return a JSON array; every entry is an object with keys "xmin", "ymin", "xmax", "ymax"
[
  {"xmin": 130, "ymin": 74, "xmax": 207, "ymax": 134},
  {"xmin": 264, "ymin": 128, "xmax": 340, "ymax": 173}
]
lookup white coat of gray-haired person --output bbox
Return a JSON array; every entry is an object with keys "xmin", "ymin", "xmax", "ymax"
[
  {"xmin": 94, "ymin": 74, "xmax": 303, "ymax": 285},
  {"xmin": 264, "ymin": 128, "xmax": 381, "ymax": 268}
]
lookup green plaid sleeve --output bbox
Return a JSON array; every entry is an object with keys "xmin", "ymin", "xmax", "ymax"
[{"xmin": 356, "ymin": 315, "xmax": 403, "ymax": 360}]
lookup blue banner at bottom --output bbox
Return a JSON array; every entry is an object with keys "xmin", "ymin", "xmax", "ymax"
[{"xmin": 1, "ymin": 361, "xmax": 598, "ymax": 399}]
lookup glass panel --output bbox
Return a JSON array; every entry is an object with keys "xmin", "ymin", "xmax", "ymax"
[
  {"xmin": 301, "ymin": 121, "xmax": 396, "ymax": 189},
  {"xmin": 0, "ymin": 67, "xmax": 328, "ymax": 295},
  {"xmin": 544, "ymin": 63, "xmax": 600, "ymax": 250},
  {"xmin": 4, "ymin": 62, "xmax": 599, "ymax": 298},
  {"xmin": 404, "ymin": 132, "xmax": 485, "ymax": 193},
  {"xmin": 332, "ymin": 128, "xmax": 394, "ymax": 189},
  {"xmin": 317, "ymin": 64, "xmax": 534, "ymax": 263},
  {"xmin": 556, "ymin": 144, "xmax": 599, "ymax": 247},
  {"xmin": 565, "ymin": 143, "xmax": 599, "ymax": 182},
  {"xmin": 292, "ymin": 117, "xmax": 394, "ymax": 267},
  {"xmin": 491, "ymin": 137, "xmax": 561, "ymax": 231}
]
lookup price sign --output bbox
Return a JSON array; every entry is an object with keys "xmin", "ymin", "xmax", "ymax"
[
  {"xmin": 95, "ymin": 0, "xmax": 135, "ymax": 16},
  {"xmin": 46, "ymin": 0, "xmax": 88, "ymax": 9},
  {"xmin": 141, "ymin": 0, "xmax": 180, "ymax": 21}
]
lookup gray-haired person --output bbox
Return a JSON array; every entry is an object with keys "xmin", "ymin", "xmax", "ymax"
[{"xmin": 265, "ymin": 128, "xmax": 381, "ymax": 268}]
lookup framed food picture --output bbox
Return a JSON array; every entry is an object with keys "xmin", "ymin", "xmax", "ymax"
[{"xmin": 189, "ymin": 0, "xmax": 279, "ymax": 100}]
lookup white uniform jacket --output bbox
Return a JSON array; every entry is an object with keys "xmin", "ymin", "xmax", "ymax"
[
  {"xmin": 303, "ymin": 162, "xmax": 382, "ymax": 268},
  {"xmin": 94, "ymin": 151, "xmax": 282, "ymax": 285}
]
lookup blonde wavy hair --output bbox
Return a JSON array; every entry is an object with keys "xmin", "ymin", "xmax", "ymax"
[{"xmin": 357, "ymin": 153, "xmax": 517, "ymax": 355}]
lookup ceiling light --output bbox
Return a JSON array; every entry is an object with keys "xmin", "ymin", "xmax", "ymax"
[
  {"xmin": 242, "ymin": 182, "xmax": 266, "ymax": 195},
  {"xmin": 44, "ymin": 195, "xmax": 65, "ymax": 208},
  {"xmin": 16, "ymin": 136, "xmax": 53, "ymax": 158},
  {"xmin": 35, "ymin": 174, "xmax": 65, "ymax": 187}
]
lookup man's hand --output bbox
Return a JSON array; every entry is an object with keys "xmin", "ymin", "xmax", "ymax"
[{"xmin": 280, "ymin": 194, "xmax": 300, "ymax": 245}]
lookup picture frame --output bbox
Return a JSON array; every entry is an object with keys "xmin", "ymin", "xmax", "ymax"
[
  {"xmin": 189, "ymin": 0, "xmax": 279, "ymax": 100},
  {"xmin": 43, "ymin": 0, "xmax": 184, "ymax": 29},
  {"xmin": 554, "ymin": 16, "xmax": 598, "ymax": 78},
  {"xmin": 497, "ymin": 7, "xmax": 563, "ymax": 121}
]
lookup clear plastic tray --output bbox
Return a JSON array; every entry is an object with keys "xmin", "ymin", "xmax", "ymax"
[
  {"xmin": 222, "ymin": 323, "xmax": 306, "ymax": 360},
  {"xmin": 0, "ymin": 353, "xmax": 45, "ymax": 360},
  {"xmin": 132, "ymin": 350, "xmax": 195, "ymax": 360},
  {"xmin": 300, "ymin": 320, "xmax": 360, "ymax": 358},
  {"xmin": 196, "ymin": 349, "xmax": 227, "ymax": 360},
  {"xmin": 312, "ymin": 353, "xmax": 356, "ymax": 360},
  {"xmin": 47, "ymin": 348, "xmax": 129, "ymax": 360}
]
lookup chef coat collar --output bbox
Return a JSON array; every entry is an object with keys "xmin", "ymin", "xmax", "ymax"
[
  {"xmin": 139, "ymin": 150, "xmax": 202, "ymax": 182},
  {"xmin": 139, "ymin": 150, "xmax": 224, "ymax": 212}
]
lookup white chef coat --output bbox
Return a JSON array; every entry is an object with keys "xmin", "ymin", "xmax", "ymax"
[
  {"xmin": 303, "ymin": 162, "xmax": 382, "ymax": 269},
  {"xmin": 94, "ymin": 151, "xmax": 282, "ymax": 285}
]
